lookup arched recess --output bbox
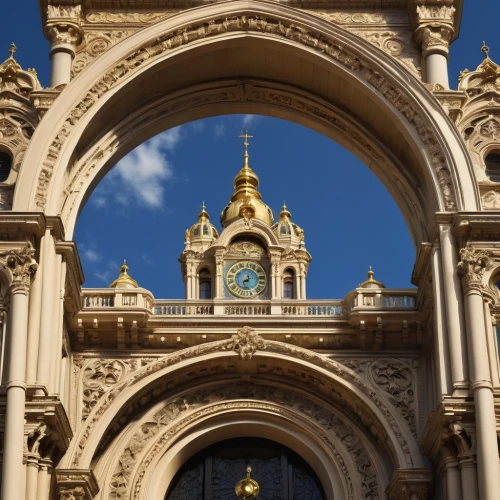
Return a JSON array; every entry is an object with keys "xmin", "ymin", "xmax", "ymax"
[
  {"xmin": 66, "ymin": 338, "xmax": 424, "ymax": 499},
  {"xmin": 14, "ymin": 0, "xmax": 477, "ymax": 244}
]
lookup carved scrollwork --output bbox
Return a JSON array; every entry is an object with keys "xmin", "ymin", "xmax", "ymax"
[
  {"xmin": 457, "ymin": 245, "xmax": 493, "ymax": 287},
  {"xmin": 0, "ymin": 242, "xmax": 38, "ymax": 294},
  {"xmin": 34, "ymin": 12, "xmax": 458, "ymax": 213},
  {"xmin": 226, "ymin": 326, "xmax": 264, "ymax": 360}
]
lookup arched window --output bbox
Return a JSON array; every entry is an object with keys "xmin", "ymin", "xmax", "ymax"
[
  {"xmin": 283, "ymin": 268, "xmax": 295, "ymax": 299},
  {"xmin": 485, "ymin": 152, "xmax": 500, "ymax": 182},
  {"xmin": 199, "ymin": 268, "xmax": 212, "ymax": 299},
  {"xmin": 0, "ymin": 152, "xmax": 12, "ymax": 183}
]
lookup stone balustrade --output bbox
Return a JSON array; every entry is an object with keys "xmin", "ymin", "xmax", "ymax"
[{"xmin": 81, "ymin": 289, "xmax": 417, "ymax": 317}]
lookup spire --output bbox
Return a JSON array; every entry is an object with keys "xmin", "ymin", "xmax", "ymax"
[
  {"xmin": 198, "ymin": 201, "xmax": 210, "ymax": 221},
  {"xmin": 220, "ymin": 132, "xmax": 273, "ymax": 227},
  {"xmin": 481, "ymin": 41, "xmax": 490, "ymax": 59},
  {"xmin": 359, "ymin": 266, "xmax": 385, "ymax": 289},
  {"xmin": 110, "ymin": 259, "xmax": 139, "ymax": 288},
  {"xmin": 8, "ymin": 42, "xmax": 16, "ymax": 60},
  {"xmin": 279, "ymin": 201, "xmax": 292, "ymax": 220}
]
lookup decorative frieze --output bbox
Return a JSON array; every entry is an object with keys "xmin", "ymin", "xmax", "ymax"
[
  {"xmin": 54, "ymin": 470, "xmax": 99, "ymax": 500},
  {"xmin": 34, "ymin": 11, "xmax": 458, "ymax": 213}
]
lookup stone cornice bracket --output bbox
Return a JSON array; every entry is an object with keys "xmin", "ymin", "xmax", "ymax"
[
  {"xmin": 0, "ymin": 242, "xmax": 38, "ymax": 294},
  {"xmin": 53, "ymin": 469, "xmax": 99, "ymax": 500},
  {"xmin": 387, "ymin": 468, "xmax": 433, "ymax": 500},
  {"xmin": 457, "ymin": 245, "xmax": 493, "ymax": 290},
  {"xmin": 415, "ymin": 3, "xmax": 456, "ymax": 59}
]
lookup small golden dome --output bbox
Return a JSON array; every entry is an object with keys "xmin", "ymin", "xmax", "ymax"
[
  {"xmin": 272, "ymin": 202, "xmax": 304, "ymax": 242},
  {"xmin": 235, "ymin": 466, "xmax": 259, "ymax": 500},
  {"xmin": 359, "ymin": 266, "xmax": 385, "ymax": 289},
  {"xmin": 110, "ymin": 260, "xmax": 139, "ymax": 288},
  {"xmin": 187, "ymin": 202, "xmax": 219, "ymax": 241},
  {"xmin": 220, "ymin": 133, "xmax": 274, "ymax": 227}
]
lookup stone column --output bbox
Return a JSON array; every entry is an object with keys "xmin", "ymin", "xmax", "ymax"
[
  {"xmin": 0, "ymin": 244, "xmax": 38, "ymax": 500},
  {"xmin": 300, "ymin": 264, "xmax": 307, "ymax": 300},
  {"xmin": 37, "ymin": 460, "xmax": 53, "ymax": 500},
  {"xmin": 439, "ymin": 226, "xmax": 468, "ymax": 391},
  {"xmin": 457, "ymin": 246, "xmax": 500, "ymax": 500},
  {"xmin": 215, "ymin": 254, "xmax": 223, "ymax": 299},
  {"xmin": 442, "ymin": 457, "xmax": 462, "ymax": 500},
  {"xmin": 459, "ymin": 456, "xmax": 479, "ymax": 500},
  {"xmin": 415, "ymin": 4, "xmax": 455, "ymax": 88},
  {"xmin": 25, "ymin": 457, "xmax": 39, "ymax": 500},
  {"xmin": 54, "ymin": 470, "xmax": 99, "ymax": 500},
  {"xmin": 430, "ymin": 242, "xmax": 452, "ymax": 397},
  {"xmin": 44, "ymin": 5, "xmax": 83, "ymax": 87}
]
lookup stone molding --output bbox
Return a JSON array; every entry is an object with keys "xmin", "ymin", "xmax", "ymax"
[
  {"xmin": 386, "ymin": 468, "xmax": 432, "ymax": 500},
  {"xmin": 53, "ymin": 469, "xmax": 99, "ymax": 500},
  {"xmin": 69, "ymin": 334, "xmax": 421, "ymax": 474},
  {"xmin": 20, "ymin": 1, "xmax": 466, "ymax": 221}
]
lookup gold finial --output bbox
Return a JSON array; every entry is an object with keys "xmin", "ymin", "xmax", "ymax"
[
  {"xmin": 481, "ymin": 41, "xmax": 490, "ymax": 59},
  {"xmin": 235, "ymin": 466, "xmax": 259, "ymax": 500},
  {"xmin": 110, "ymin": 259, "xmax": 139, "ymax": 288},
  {"xmin": 198, "ymin": 201, "xmax": 210, "ymax": 220},
  {"xmin": 239, "ymin": 130, "xmax": 253, "ymax": 153},
  {"xmin": 279, "ymin": 201, "xmax": 291, "ymax": 220},
  {"xmin": 8, "ymin": 42, "xmax": 16, "ymax": 59},
  {"xmin": 359, "ymin": 265, "xmax": 385, "ymax": 289}
]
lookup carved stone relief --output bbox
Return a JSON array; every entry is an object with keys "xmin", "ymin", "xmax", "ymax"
[
  {"xmin": 33, "ymin": 12, "xmax": 458, "ymax": 213},
  {"xmin": 336, "ymin": 358, "xmax": 416, "ymax": 434},
  {"xmin": 77, "ymin": 357, "xmax": 158, "ymax": 421},
  {"xmin": 107, "ymin": 384, "xmax": 380, "ymax": 500}
]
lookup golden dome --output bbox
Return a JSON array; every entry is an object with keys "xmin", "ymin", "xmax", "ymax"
[
  {"xmin": 359, "ymin": 266, "xmax": 385, "ymax": 289},
  {"xmin": 220, "ymin": 133, "xmax": 274, "ymax": 228},
  {"xmin": 272, "ymin": 202, "xmax": 305, "ymax": 242},
  {"xmin": 110, "ymin": 260, "xmax": 139, "ymax": 288},
  {"xmin": 187, "ymin": 203, "xmax": 219, "ymax": 241}
]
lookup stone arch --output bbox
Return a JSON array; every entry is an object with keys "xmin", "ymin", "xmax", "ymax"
[
  {"xmin": 14, "ymin": 0, "xmax": 478, "ymax": 244},
  {"xmin": 219, "ymin": 219, "xmax": 280, "ymax": 248},
  {"xmin": 66, "ymin": 337, "xmax": 423, "ymax": 497}
]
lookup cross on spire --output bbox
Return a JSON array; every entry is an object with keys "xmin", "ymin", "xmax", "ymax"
[
  {"xmin": 239, "ymin": 130, "xmax": 253, "ymax": 154},
  {"xmin": 8, "ymin": 42, "xmax": 16, "ymax": 59}
]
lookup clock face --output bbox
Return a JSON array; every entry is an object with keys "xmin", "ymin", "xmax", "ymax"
[{"xmin": 226, "ymin": 261, "xmax": 267, "ymax": 298}]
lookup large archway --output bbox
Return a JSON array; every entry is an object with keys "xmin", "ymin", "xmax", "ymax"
[{"xmin": 14, "ymin": 0, "xmax": 478, "ymax": 243}]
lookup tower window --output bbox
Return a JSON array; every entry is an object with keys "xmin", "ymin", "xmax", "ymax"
[
  {"xmin": 199, "ymin": 268, "xmax": 212, "ymax": 299},
  {"xmin": 0, "ymin": 152, "xmax": 12, "ymax": 182},
  {"xmin": 485, "ymin": 152, "xmax": 500, "ymax": 182},
  {"xmin": 283, "ymin": 268, "xmax": 295, "ymax": 299},
  {"xmin": 203, "ymin": 224, "xmax": 209, "ymax": 235}
]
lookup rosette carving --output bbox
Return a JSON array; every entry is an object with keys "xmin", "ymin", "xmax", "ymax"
[{"xmin": 227, "ymin": 326, "xmax": 264, "ymax": 360}]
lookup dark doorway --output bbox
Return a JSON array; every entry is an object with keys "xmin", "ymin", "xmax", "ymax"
[{"xmin": 165, "ymin": 438, "xmax": 325, "ymax": 500}]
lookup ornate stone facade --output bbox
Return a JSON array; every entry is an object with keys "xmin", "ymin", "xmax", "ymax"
[{"xmin": 0, "ymin": 2, "xmax": 499, "ymax": 500}]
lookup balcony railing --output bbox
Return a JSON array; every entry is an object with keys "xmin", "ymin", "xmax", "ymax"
[{"xmin": 81, "ymin": 290, "xmax": 417, "ymax": 317}]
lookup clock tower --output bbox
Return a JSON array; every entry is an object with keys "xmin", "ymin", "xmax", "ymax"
[{"xmin": 179, "ymin": 137, "xmax": 311, "ymax": 307}]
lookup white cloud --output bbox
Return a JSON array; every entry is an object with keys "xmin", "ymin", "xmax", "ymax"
[
  {"xmin": 102, "ymin": 127, "xmax": 183, "ymax": 209},
  {"xmin": 242, "ymin": 114, "xmax": 257, "ymax": 127},
  {"xmin": 95, "ymin": 270, "xmax": 112, "ymax": 284},
  {"xmin": 80, "ymin": 244, "xmax": 101, "ymax": 263},
  {"xmin": 190, "ymin": 121, "xmax": 205, "ymax": 133},
  {"xmin": 142, "ymin": 254, "xmax": 154, "ymax": 265},
  {"xmin": 214, "ymin": 124, "xmax": 226, "ymax": 138},
  {"xmin": 92, "ymin": 196, "xmax": 107, "ymax": 208},
  {"xmin": 95, "ymin": 260, "xmax": 120, "ymax": 284}
]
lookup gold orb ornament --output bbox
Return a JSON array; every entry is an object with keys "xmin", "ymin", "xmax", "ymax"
[{"xmin": 235, "ymin": 466, "xmax": 260, "ymax": 500}]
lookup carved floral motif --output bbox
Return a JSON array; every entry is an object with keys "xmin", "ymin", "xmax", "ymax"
[
  {"xmin": 481, "ymin": 190, "xmax": 500, "ymax": 209},
  {"xmin": 85, "ymin": 12, "xmax": 176, "ymax": 24},
  {"xmin": 457, "ymin": 245, "xmax": 493, "ymax": 286},
  {"xmin": 34, "ymin": 13, "xmax": 458, "ymax": 212},
  {"xmin": 109, "ymin": 384, "xmax": 378, "ymax": 500},
  {"xmin": 0, "ymin": 243, "xmax": 38, "ymax": 293},
  {"xmin": 226, "ymin": 326, "xmax": 264, "ymax": 360}
]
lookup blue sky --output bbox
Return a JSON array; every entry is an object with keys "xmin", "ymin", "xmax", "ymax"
[{"xmin": 1, "ymin": 2, "xmax": 498, "ymax": 298}]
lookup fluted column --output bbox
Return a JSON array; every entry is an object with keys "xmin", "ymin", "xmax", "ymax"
[
  {"xmin": 457, "ymin": 246, "xmax": 500, "ymax": 500},
  {"xmin": 439, "ymin": 226, "xmax": 468, "ymax": 391},
  {"xmin": 44, "ymin": 5, "xmax": 83, "ymax": 87},
  {"xmin": 0, "ymin": 244, "xmax": 38, "ymax": 500},
  {"xmin": 415, "ymin": 4, "xmax": 455, "ymax": 88}
]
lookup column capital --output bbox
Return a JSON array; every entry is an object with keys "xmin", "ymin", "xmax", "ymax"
[
  {"xmin": 0, "ymin": 242, "xmax": 38, "ymax": 295},
  {"xmin": 457, "ymin": 245, "xmax": 493, "ymax": 290},
  {"xmin": 54, "ymin": 469, "xmax": 99, "ymax": 500},
  {"xmin": 45, "ymin": 22, "xmax": 83, "ymax": 57},
  {"xmin": 414, "ymin": 3, "xmax": 456, "ymax": 58},
  {"xmin": 387, "ymin": 468, "xmax": 433, "ymax": 500}
]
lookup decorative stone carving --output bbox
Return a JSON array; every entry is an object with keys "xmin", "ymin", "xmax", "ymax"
[
  {"xmin": 457, "ymin": 245, "xmax": 493, "ymax": 286},
  {"xmin": 47, "ymin": 5, "xmax": 82, "ymax": 20},
  {"xmin": 54, "ymin": 470, "xmax": 99, "ymax": 500},
  {"xmin": 337, "ymin": 358, "xmax": 416, "ymax": 434},
  {"xmin": 0, "ymin": 242, "xmax": 38, "ymax": 293},
  {"xmin": 33, "ymin": 12, "xmax": 458, "ymax": 213},
  {"xmin": 109, "ymin": 384, "xmax": 378, "ymax": 500},
  {"xmin": 227, "ymin": 326, "xmax": 264, "ymax": 360},
  {"xmin": 309, "ymin": 11, "xmax": 409, "ymax": 26},
  {"xmin": 481, "ymin": 190, "xmax": 500, "ymax": 209},
  {"xmin": 45, "ymin": 24, "xmax": 83, "ymax": 49},
  {"xmin": 85, "ymin": 12, "xmax": 176, "ymax": 24},
  {"xmin": 80, "ymin": 358, "xmax": 154, "ymax": 421},
  {"xmin": 386, "ymin": 468, "xmax": 432, "ymax": 500}
]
